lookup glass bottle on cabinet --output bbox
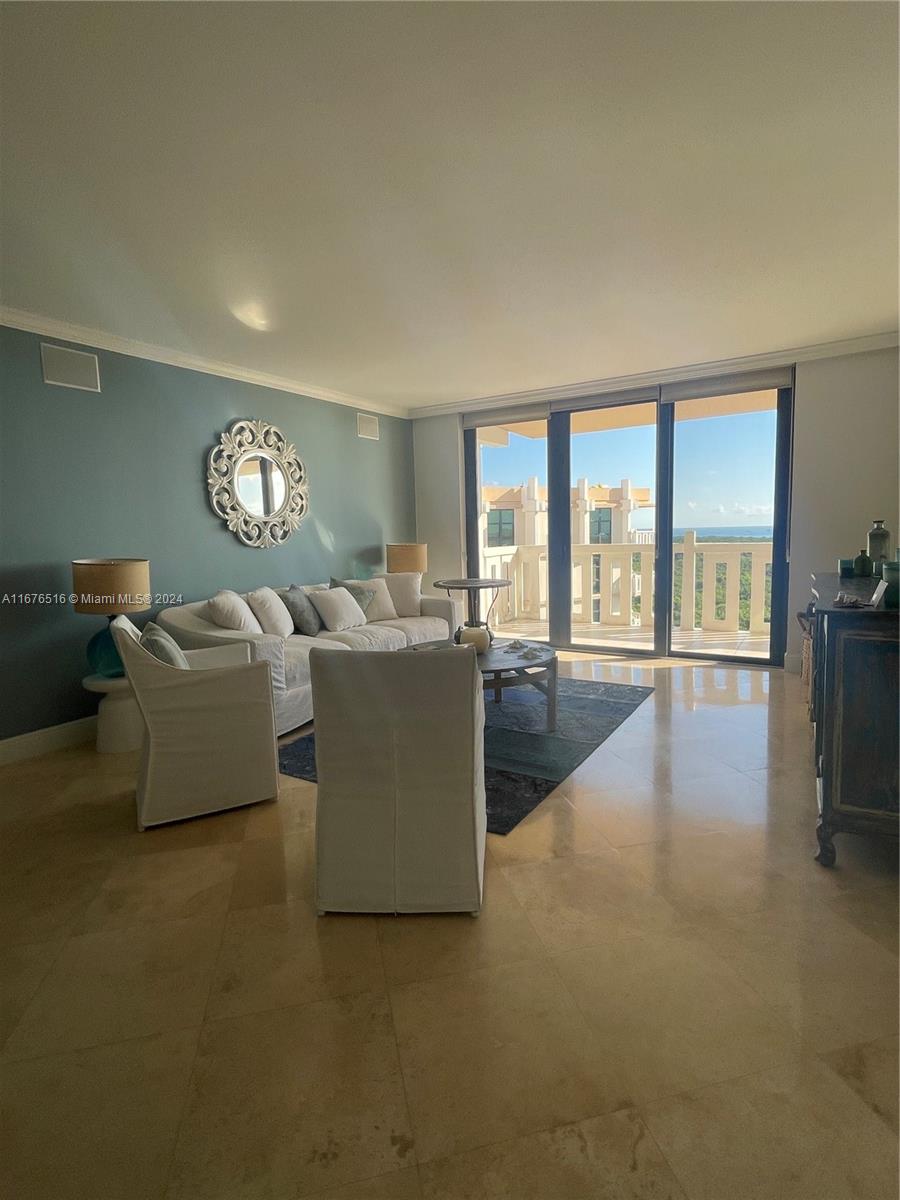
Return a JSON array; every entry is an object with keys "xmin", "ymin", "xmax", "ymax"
[{"xmin": 867, "ymin": 520, "xmax": 891, "ymax": 564}]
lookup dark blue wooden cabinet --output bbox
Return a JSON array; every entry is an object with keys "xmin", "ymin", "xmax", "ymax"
[{"xmin": 810, "ymin": 572, "xmax": 899, "ymax": 866}]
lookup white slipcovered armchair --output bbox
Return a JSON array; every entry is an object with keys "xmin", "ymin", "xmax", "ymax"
[
  {"xmin": 310, "ymin": 644, "xmax": 486, "ymax": 914},
  {"xmin": 111, "ymin": 616, "xmax": 279, "ymax": 829}
]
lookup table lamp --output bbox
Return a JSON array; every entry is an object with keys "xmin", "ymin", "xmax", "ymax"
[
  {"xmin": 385, "ymin": 543, "xmax": 427, "ymax": 573},
  {"xmin": 72, "ymin": 558, "xmax": 151, "ymax": 677}
]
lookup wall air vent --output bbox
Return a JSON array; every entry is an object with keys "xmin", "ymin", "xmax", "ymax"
[
  {"xmin": 40, "ymin": 343, "xmax": 101, "ymax": 392},
  {"xmin": 357, "ymin": 413, "xmax": 380, "ymax": 441}
]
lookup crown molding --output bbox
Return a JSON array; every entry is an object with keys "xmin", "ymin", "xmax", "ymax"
[
  {"xmin": 411, "ymin": 330, "xmax": 900, "ymax": 420},
  {"xmin": 0, "ymin": 306, "xmax": 410, "ymax": 419},
  {"xmin": 4, "ymin": 306, "xmax": 895, "ymax": 423}
]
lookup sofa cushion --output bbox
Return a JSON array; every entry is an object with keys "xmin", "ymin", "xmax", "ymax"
[
  {"xmin": 376, "ymin": 572, "xmax": 422, "ymax": 618},
  {"xmin": 376, "ymin": 616, "xmax": 450, "ymax": 647},
  {"xmin": 309, "ymin": 586, "xmax": 368, "ymax": 632},
  {"xmin": 330, "ymin": 576, "xmax": 398, "ymax": 624},
  {"xmin": 281, "ymin": 585, "xmax": 323, "ymax": 636},
  {"xmin": 246, "ymin": 586, "xmax": 294, "ymax": 638},
  {"xmin": 282, "ymin": 636, "xmax": 351, "ymax": 690},
  {"xmin": 208, "ymin": 589, "xmax": 263, "ymax": 634},
  {"xmin": 282, "ymin": 640, "xmax": 313, "ymax": 690},
  {"xmin": 139, "ymin": 621, "xmax": 190, "ymax": 668},
  {"xmin": 315, "ymin": 624, "xmax": 408, "ymax": 651}
]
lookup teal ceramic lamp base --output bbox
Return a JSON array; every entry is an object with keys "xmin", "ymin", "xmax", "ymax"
[{"xmin": 86, "ymin": 619, "xmax": 125, "ymax": 678}]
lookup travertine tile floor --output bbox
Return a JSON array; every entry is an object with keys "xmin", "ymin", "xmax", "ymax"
[{"xmin": 1, "ymin": 658, "xmax": 897, "ymax": 1199}]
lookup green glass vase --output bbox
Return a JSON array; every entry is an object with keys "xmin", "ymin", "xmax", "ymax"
[{"xmin": 853, "ymin": 549, "xmax": 873, "ymax": 578}]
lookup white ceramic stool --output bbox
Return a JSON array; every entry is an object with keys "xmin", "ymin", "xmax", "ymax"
[{"xmin": 83, "ymin": 674, "xmax": 144, "ymax": 753}]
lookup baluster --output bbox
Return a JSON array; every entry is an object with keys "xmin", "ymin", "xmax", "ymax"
[
  {"xmin": 723, "ymin": 553, "xmax": 741, "ymax": 632},
  {"xmin": 749, "ymin": 549, "xmax": 768, "ymax": 633},
  {"xmin": 581, "ymin": 554, "xmax": 592, "ymax": 626},
  {"xmin": 681, "ymin": 531, "xmax": 697, "ymax": 631},
  {"xmin": 701, "ymin": 551, "xmax": 717, "ymax": 630},
  {"xmin": 640, "ymin": 549, "xmax": 654, "ymax": 627}
]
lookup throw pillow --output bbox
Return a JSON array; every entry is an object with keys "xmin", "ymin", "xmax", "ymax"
[
  {"xmin": 282, "ymin": 585, "xmax": 323, "ymax": 636},
  {"xmin": 328, "ymin": 576, "xmax": 396, "ymax": 624},
  {"xmin": 246, "ymin": 586, "xmax": 294, "ymax": 638},
  {"xmin": 309, "ymin": 586, "xmax": 367, "ymax": 631},
  {"xmin": 355, "ymin": 576, "xmax": 398, "ymax": 624},
  {"xmin": 139, "ymin": 621, "xmax": 190, "ymax": 668},
  {"xmin": 329, "ymin": 577, "xmax": 375, "ymax": 617},
  {"xmin": 376, "ymin": 571, "xmax": 422, "ymax": 618},
  {"xmin": 207, "ymin": 589, "xmax": 264, "ymax": 634}
]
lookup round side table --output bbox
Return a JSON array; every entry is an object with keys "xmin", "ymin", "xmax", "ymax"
[
  {"xmin": 433, "ymin": 577, "xmax": 512, "ymax": 641},
  {"xmin": 82, "ymin": 674, "xmax": 144, "ymax": 753}
]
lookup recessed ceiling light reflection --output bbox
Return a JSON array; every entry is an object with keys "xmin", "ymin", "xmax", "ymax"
[{"xmin": 229, "ymin": 300, "xmax": 273, "ymax": 331}]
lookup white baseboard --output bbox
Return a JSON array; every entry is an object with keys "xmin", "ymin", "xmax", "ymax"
[
  {"xmin": 783, "ymin": 652, "xmax": 802, "ymax": 675},
  {"xmin": 0, "ymin": 715, "xmax": 97, "ymax": 765}
]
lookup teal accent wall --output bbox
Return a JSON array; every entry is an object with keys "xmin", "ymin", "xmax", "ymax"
[{"xmin": 0, "ymin": 325, "xmax": 416, "ymax": 739}]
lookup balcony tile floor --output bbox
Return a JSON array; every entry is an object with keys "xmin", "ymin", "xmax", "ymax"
[{"xmin": 1, "ymin": 658, "xmax": 897, "ymax": 1199}]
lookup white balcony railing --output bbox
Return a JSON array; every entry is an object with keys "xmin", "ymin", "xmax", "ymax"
[{"xmin": 481, "ymin": 530, "xmax": 773, "ymax": 636}]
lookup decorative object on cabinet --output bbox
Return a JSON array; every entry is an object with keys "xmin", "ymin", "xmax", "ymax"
[
  {"xmin": 852, "ymin": 548, "xmax": 873, "ymax": 577},
  {"xmin": 867, "ymin": 519, "xmax": 891, "ymax": 565},
  {"xmin": 808, "ymin": 572, "xmax": 898, "ymax": 868},
  {"xmin": 207, "ymin": 419, "xmax": 308, "ymax": 548},
  {"xmin": 883, "ymin": 562, "xmax": 900, "ymax": 609},
  {"xmin": 71, "ymin": 558, "xmax": 151, "ymax": 677}
]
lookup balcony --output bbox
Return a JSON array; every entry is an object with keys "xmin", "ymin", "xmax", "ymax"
[{"xmin": 481, "ymin": 531, "xmax": 773, "ymax": 658}]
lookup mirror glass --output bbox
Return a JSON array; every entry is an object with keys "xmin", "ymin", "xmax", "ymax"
[{"xmin": 235, "ymin": 453, "xmax": 287, "ymax": 517}]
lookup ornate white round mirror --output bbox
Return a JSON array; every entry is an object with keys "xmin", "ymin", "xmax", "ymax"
[{"xmin": 207, "ymin": 419, "xmax": 309, "ymax": 547}]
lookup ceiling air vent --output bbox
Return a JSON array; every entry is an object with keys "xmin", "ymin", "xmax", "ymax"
[
  {"xmin": 357, "ymin": 413, "xmax": 380, "ymax": 441},
  {"xmin": 40, "ymin": 342, "xmax": 101, "ymax": 392}
]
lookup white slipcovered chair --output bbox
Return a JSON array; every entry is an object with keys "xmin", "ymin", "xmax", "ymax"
[
  {"xmin": 111, "ymin": 616, "xmax": 278, "ymax": 829},
  {"xmin": 310, "ymin": 645, "xmax": 486, "ymax": 914}
]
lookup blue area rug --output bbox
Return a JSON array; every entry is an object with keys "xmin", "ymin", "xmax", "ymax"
[{"xmin": 278, "ymin": 676, "xmax": 653, "ymax": 835}]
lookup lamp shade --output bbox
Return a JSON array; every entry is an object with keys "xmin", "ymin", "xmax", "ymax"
[
  {"xmin": 386, "ymin": 543, "xmax": 427, "ymax": 573},
  {"xmin": 72, "ymin": 559, "xmax": 151, "ymax": 615}
]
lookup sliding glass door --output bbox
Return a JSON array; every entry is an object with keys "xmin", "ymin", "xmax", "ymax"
[
  {"xmin": 474, "ymin": 419, "xmax": 549, "ymax": 640},
  {"xmin": 568, "ymin": 402, "xmax": 657, "ymax": 652},
  {"xmin": 464, "ymin": 374, "xmax": 793, "ymax": 665},
  {"xmin": 670, "ymin": 390, "xmax": 778, "ymax": 659}
]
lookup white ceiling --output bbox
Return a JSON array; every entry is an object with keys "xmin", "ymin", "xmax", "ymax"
[{"xmin": 1, "ymin": 3, "xmax": 897, "ymax": 415}]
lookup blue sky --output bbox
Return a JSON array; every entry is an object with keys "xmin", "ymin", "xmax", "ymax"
[{"xmin": 481, "ymin": 411, "xmax": 777, "ymax": 529}]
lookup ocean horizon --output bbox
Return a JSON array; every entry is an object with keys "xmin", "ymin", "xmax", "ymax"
[
  {"xmin": 674, "ymin": 525, "xmax": 773, "ymax": 539},
  {"xmin": 629, "ymin": 525, "xmax": 774, "ymax": 539}
]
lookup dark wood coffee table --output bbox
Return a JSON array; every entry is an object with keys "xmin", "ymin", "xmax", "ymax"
[
  {"xmin": 478, "ymin": 640, "xmax": 558, "ymax": 732},
  {"xmin": 413, "ymin": 637, "xmax": 558, "ymax": 732}
]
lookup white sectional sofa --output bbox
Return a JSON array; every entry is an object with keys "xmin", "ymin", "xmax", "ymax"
[{"xmin": 158, "ymin": 584, "xmax": 460, "ymax": 735}]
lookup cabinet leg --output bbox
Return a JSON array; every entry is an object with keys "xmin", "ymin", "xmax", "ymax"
[{"xmin": 814, "ymin": 820, "xmax": 836, "ymax": 867}]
